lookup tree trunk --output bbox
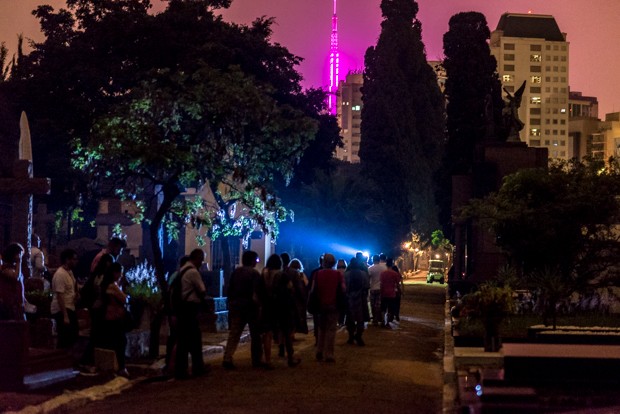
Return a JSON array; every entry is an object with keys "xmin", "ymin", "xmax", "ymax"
[
  {"xmin": 147, "ymin": 183, "xmax": 180, "ymax": 358},
  {"xmin": 221, "ymin": 235, "xmax": 233, "ymax": 281}
]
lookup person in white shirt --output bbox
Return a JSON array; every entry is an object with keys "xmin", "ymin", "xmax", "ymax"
[
  {"xmin": 51, "ymin": 249, "xmax": 80, "ymax": 349},
  {"xmin": 367, "ymin": 253, "xmax": 388, "ymax": 325}
]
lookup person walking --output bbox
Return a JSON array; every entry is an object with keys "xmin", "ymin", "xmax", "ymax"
[
  {"xmin": 222, "ymin": 250, "xmax": 263, "ymax": 369},
  {"xmin": 368, "ymin": 254, "xmax": 387, "ymax": 325},
  {"xmin": 336, "ymin": 258, "xmax": 348, "ymax": 326},
  {"xmin": 175, "ymin": 249, "xmax": 208, "ymax": 379},
  {"xmin": 380, "ymin": 258, "xmax": 401, "ymax": 328},
  {"xmin": 345, "ymin": 257, "xmax": 369, "ymax": 346},
  {"xmin": 273, "ymin": 256, "xmax": 302, "ymax": 367},
  {"xmin": 313, "ymin": 253, "xmax": 345, "ymax": 363},
  {"xmin": 163, "ymin": 255, "xmax": 189, "ymax": 375},
  {"xmin": 255, "ymin": 254, "xmax": 282, "ymax": 369},
  {"xmin": 288, "ymin": 258, "xmax": 309, "ymax": 338},
  {"xmin": 307, "ymin": 255, "xmax": 323, "ymax": 346}
]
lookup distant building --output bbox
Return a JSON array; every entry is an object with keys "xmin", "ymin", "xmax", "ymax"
[
  {"xmin": 569, "ymin": 91, "xmax": 598, "ymax": 119},
  {"xmin": 428, "ymin": 61, "xmax": 446, "ymax": 94},
  {"xmin": 491, "ymin": 13, "xmax": 570, "ymax": 159},
  {"xmin": 597, "ymin": 113, "xmax": 620, "ymax": 160},
  {"xmin": 568, "ymin": 91, "xmax": 600, "ymax": 160},
  {"xmin": 335, "ymin": 72, "xmax": 363, "ymax": 163}
]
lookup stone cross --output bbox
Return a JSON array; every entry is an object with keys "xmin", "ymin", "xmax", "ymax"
[{"xmin": 0, "ymin": 112, "xmax": 51, "ymax": 278}]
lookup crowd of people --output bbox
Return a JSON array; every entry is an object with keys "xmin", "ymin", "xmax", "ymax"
[
  {"xmin": 1, "ymin": 236, "xmax": 405, "ymax": 380},
  {"xmin": 0, "ymin": 237, "xmax": 132, "ymax": 377},
  {"xmin": 220, "ymin": 250, "xmax": 405, "ymax": 371}
]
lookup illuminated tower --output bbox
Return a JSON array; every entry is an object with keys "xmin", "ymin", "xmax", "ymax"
[{"xmin": 328, "ymin": 0, "xmax": 339, "ymax": 114}]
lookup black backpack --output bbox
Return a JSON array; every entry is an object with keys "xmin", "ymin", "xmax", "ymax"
[{"xmin": 167, "ymin": 267, "xmax": 191, "ymax": 315}]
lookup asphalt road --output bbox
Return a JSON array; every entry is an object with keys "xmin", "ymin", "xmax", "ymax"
[{"xmin": 63, "ymin": 284, "xmax": 447, "ymax": 414}]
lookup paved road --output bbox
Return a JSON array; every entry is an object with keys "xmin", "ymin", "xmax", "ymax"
[{"xmin": 63, "ymin": 284, "xmax": 446, "ymax": 414}]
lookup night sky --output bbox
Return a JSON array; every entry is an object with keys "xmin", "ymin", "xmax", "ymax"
[{"xmin": 2, "ymin": 0, "xmax": 619, "ymax": 115}]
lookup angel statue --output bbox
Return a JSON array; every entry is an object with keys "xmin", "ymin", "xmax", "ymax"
[{"xmin": 502, "ymin": 80, "xmax": 526, "ymax": 142}]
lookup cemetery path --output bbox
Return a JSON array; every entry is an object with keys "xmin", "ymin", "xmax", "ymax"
[{"xmin": 5, "ymin": 284, "xmax": 447, "ymax": 414}]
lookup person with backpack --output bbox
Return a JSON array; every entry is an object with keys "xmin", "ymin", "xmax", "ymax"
[
  {"xmin": 174, "ymin": 249, "xmax": 208, "ymax": 380},
  {"xmin": 100, "ymin": 262, "xmax": 130, "ymax": 378},
  {"xmin": 163, "ymin": 255, "xmax": 190, "ymax": 375},
  {"xmin": 78, "ymin": 253, "xmax": 114, "ymax": 371}
]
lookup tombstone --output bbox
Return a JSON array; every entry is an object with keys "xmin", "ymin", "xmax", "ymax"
[
  {"xmin": 0, "ymin": 112, "xmax": 51, "ymax": 277},
  {"xmin": 0, "ymin": 112, "xmax": 75, "ymax": 390}
]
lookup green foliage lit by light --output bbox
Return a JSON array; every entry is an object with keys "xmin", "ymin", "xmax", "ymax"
[
  {"xmin": 54, "ymin": 211, "xmax": 64, "ymax": 234},
  {"xmin": 125, "ymin": 261, "xmax": 163, "ymax": 309}
]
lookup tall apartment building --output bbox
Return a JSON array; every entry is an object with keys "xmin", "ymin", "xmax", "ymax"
[
  {"xmin": 491, "ymin": 13, "xmax": 570, "ymax": 159},
  {"xmin": 336, "ymin": 72, "xmax": 363, "ymax": 163}
]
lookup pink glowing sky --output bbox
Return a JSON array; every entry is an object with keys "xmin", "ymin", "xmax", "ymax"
[{"xmin": 2, "ymin": 1, "xmax": 619, "ymax": 115}]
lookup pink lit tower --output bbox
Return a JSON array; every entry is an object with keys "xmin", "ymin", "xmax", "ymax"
[{"xmin": 328, "ymin": 0, "xmax": 340, "ymax": 114}]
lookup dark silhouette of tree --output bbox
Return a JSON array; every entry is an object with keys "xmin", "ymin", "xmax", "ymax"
[
  {"xmin": 0, "ymin": 0, "xmax": 339, "ymax": 302},
  {"xmin": 464, "ymin": 158, "xmax": 620, "ymax": 291},
  {"xmin": 360, "ymin": 0, "xmax": 445, "ymax": 251},
  {"xmin": 436, "ymin": 11, "xmax": 504, "ymax": 234}
]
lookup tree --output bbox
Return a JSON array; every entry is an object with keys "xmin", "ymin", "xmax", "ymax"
[
  {"xmin": 2, "ymin": 0, "xmax": 327, "ymax": 265},
  {"xmin": 436, "ymin": 12, "xmax": 504, "ymax": 233},
  {"xmin": 75, "ymin": 61, "xmax": 317, "ymax": 288},
  {"xmin": 360, "ymin": 0, "xmax": 445, "ymax": 252},
  {"xmin": 282, "ymin": 87, "xmax": 342, "ymax": 187},
  {"xmin": 464, "ymin": 158, "xmax": 620, "ymax": 292}
]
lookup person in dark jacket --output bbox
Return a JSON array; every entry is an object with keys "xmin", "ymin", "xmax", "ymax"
[
  {"xmin": 345, "ymin": 258, "xmax": 369, "ymax": 346},
  {"xmin": 222, "ymin": 250, "xmax": 263, "ymax": 369}
]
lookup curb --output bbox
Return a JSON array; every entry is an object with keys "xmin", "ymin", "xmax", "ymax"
[
  {"xmin": 442, "ymin": 290, "xmax": 458, "ymax": 414},
  {"xmin": 8, "ymin": 338, "xmax": 232, "ymax": 414}
]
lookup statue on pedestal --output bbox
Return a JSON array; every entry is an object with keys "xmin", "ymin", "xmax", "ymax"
[{"xmin": 502, "ymin": 81, "xmax": 526, "ymax": 143}]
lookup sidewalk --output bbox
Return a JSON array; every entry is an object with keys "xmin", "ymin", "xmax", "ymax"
[{"xmin": 0, "ymin": 328, "xmax": 244, "ymax": 414}]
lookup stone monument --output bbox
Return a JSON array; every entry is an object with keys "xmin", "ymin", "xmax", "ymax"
[
  {"xmin": 0, "ymin": 112, "xmax": 75, "ymax": 390},
  {"xmin": 451, "ymin": 84, "xmax": 548, "ymax": 285}
]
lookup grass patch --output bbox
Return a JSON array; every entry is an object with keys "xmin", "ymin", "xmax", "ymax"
[{"xmin": 455, "ymin": 314, "xmax": 620, "ymax": 338}]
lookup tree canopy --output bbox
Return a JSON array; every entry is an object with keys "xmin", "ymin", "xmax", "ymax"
[
  {"xmin": 464, "ymin": 158, "xmax": 620, "ymax": 289},
  {"xmin": 1, "ymin": 0, "xmax": 331, "ymax": 282},
  {"xmin": 360, "ymin": 0, "xmax": 446, "ymax": 253}
]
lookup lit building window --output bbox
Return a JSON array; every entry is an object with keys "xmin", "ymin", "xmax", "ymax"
[
  {"xmin": 531, "ymin": 76, "xmax": 541, "ymax": 83},
  {"xmin": 352, "ymin": 105, "xmax": 361, "ymax": 111},
  {"xmin": 503, "ymin": 74, "xmax": 513, "ymax": 82},
  {"xmin": 530, "ymin": 54, "xmax": 542, "ymax": 62},
  {"xmin": 560, "ymin": 108, "xmax": 566, "ymax": 113},
  {"xmin": 530, "ymin": 128, "xmax": 541, "ymax": 136},
  {"xmin": 530, "ymin": 96, "xmax": 541, "ymax": 104}
]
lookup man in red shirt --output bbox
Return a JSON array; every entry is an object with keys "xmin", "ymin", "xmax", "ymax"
[
  {"xmin": 380, "ymin": 258, "xmax": 401, "ymax": 328},
  {"xmin": 314, "ymin": 253, "xmax": 345, "ymax": 363}
]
